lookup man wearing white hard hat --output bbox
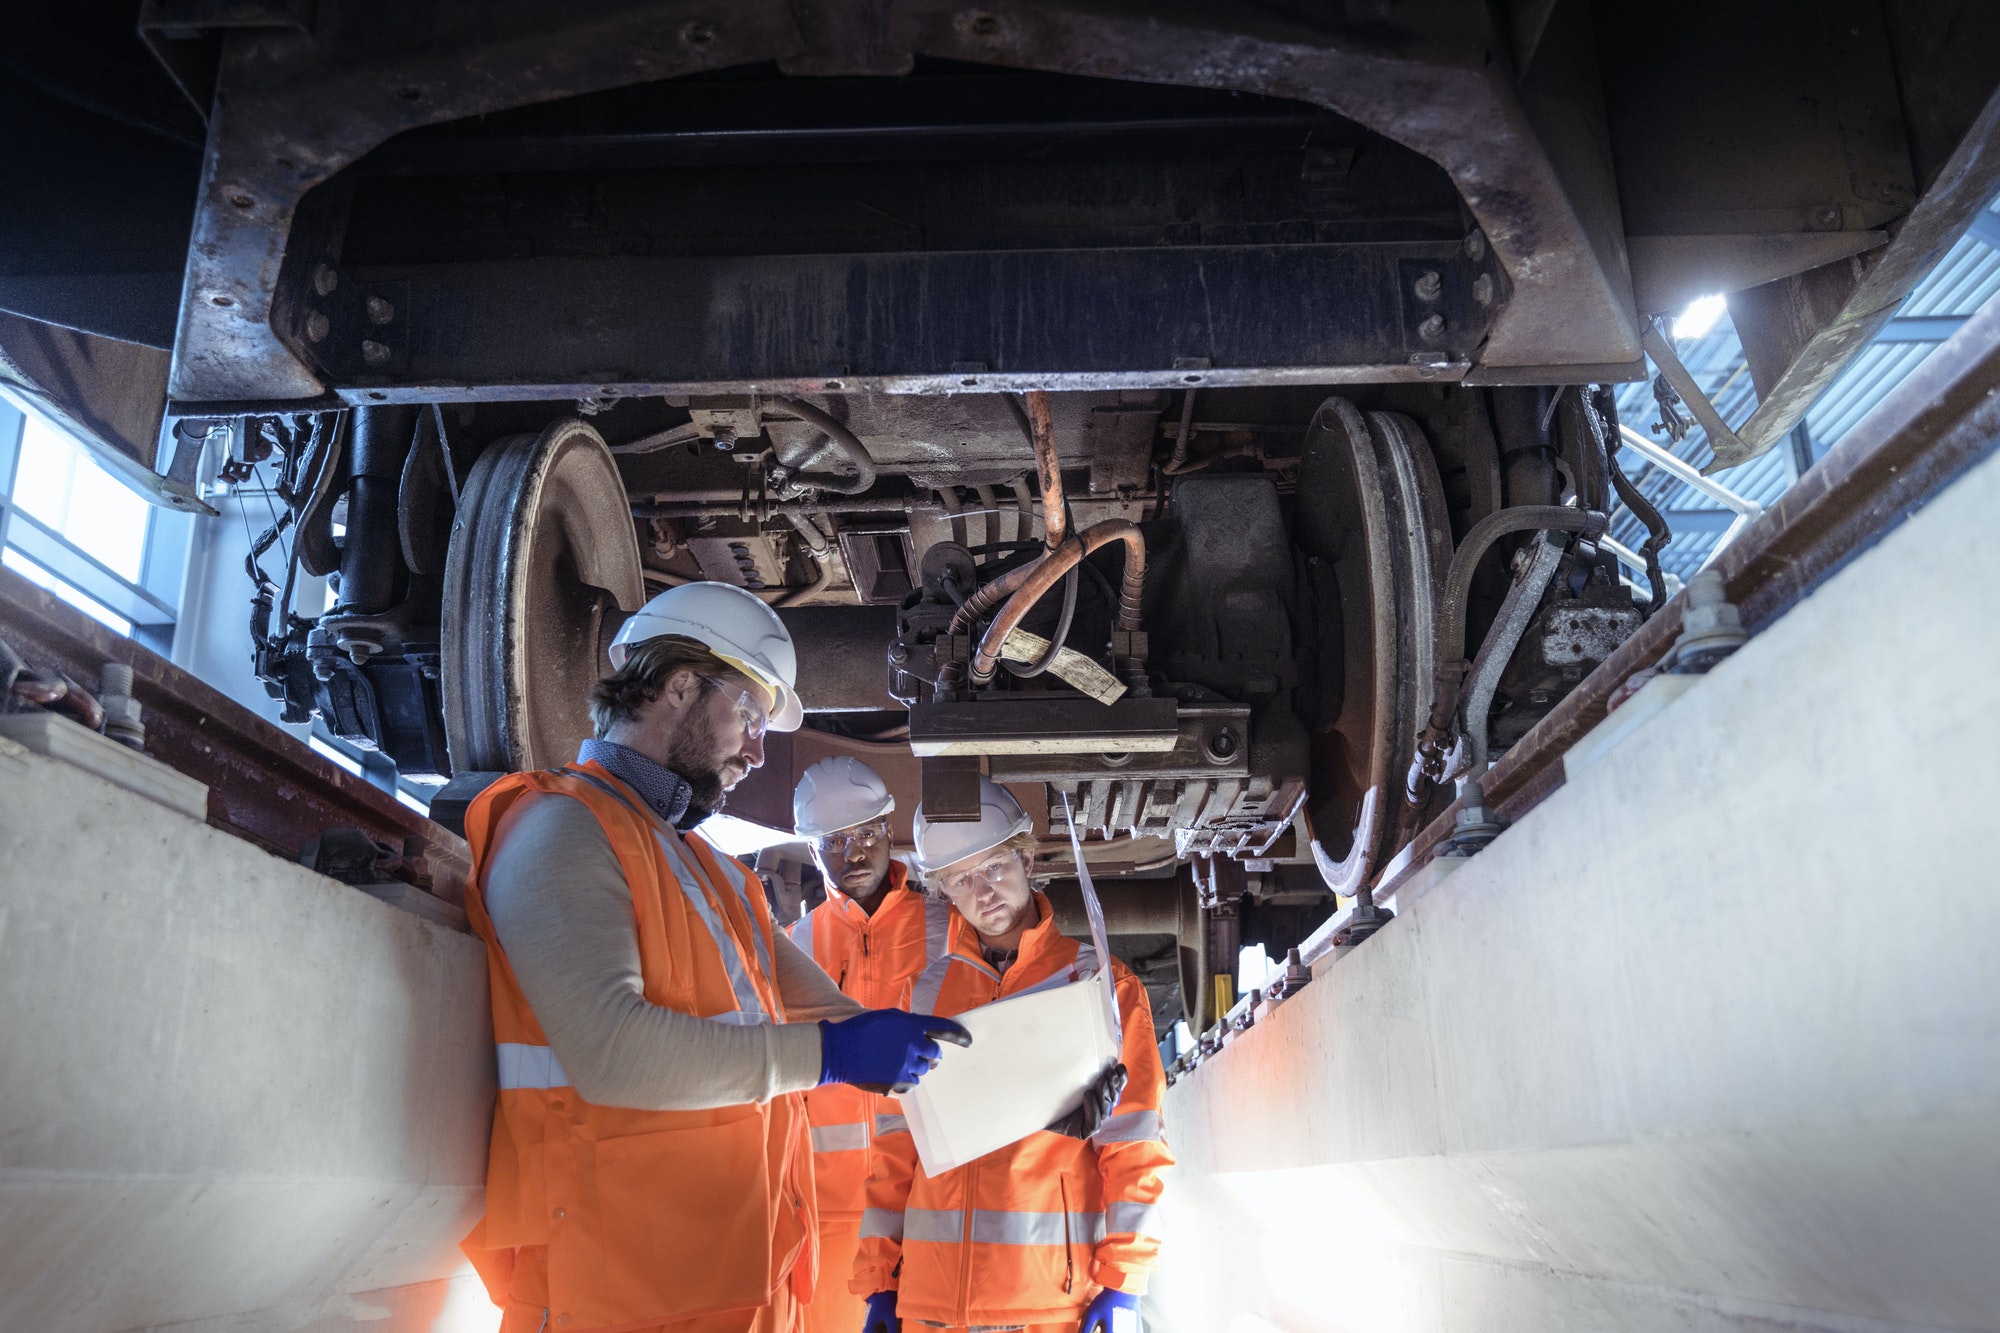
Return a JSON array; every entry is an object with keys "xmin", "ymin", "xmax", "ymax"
[
  {"xmin": 854, "ymin": 778, "xmax": 1173, "ymax": 1333},
  {"xmin": 787, "ymin": 757, "xmax": 935, "ymax": 1333},
  {"xmin": 456, "ymin": 581, "xmax": 970, "ymax": 1333}
]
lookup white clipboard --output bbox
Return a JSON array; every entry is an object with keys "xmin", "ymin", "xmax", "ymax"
[{"xmin": 894, "ymin": 792, "xmax": 1124, "ymax": 1175}]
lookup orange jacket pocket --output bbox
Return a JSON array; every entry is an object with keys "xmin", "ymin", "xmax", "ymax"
[{"xmin": 586, "ymin": 1117, "xmax": 775, "ymax": 1324}]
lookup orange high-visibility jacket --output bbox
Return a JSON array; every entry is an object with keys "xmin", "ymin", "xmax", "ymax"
[
  {"xmin": 459, "ymin": 761, "xmax": 818, "ymax": 1332},
  {"xmin": 852, "ymin": 893, "xmax": 1174, "ymax": 1329},
  {"xmin": 786, "ymin": 860, "xmax": 930, "ymax": 1215}
]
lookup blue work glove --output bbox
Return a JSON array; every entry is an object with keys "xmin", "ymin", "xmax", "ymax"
[
  {"xmin": 1079, "ymin": 1286, "xmax": 1141, "ymax": 1333},
  {"xmin": 861, "ymin": 1289, "xmax": 898, "ymax": 1333},
  {"xmin": 820, "ymin": 1008, "xmax": 973, "ymax": 1094}
]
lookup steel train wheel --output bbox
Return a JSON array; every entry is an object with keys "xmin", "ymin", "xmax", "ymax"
[
  {"xmin": 1295, "ymin": 397, "xmax": 1450, "ymax": 896},
  {"xmin": 441, "ymin": 418, "xmax": 645, "ymax": 773},
  {"xmin": 1175, "ymin": 863, "xmax": 1208, "ymax": 1034}
]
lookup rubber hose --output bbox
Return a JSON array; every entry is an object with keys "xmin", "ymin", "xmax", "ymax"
[
  {"xmin": 972, "ymin": 520, "xmax": 1144, "ymax": 684},
  {"xmin": 764, "ymin": 396, "xmax": 878, "ymax": 495},
  {"xmin": 937, "ymin": 485, "xmax": 968, "ymax": 550},
  {"xmin": 1423, "ymin": 505, "xmax": 1608, "ymax": 739},
  {"xmin": 1004, "ymin": 566, "xmax": 1080, "ymax": 678},
  {"xmin": 974, "ymin": 484, "xmax": 998, "ymax": 558},
  {"xmin": 1608, "ymin": 456, "xmax": 1672, "ymax": 619}
]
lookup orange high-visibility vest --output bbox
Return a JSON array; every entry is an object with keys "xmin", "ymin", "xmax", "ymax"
[
  {"xmin": 852, "ymin": 893, "xmax": 1174, "ymax": 1329},
  {"xmin": 787, "ymin": 861, "xmax": 931, "ymax": 1215},
  {"xmin": 460, "ymin": 761, "xmax": 817, "ymax": 1332},
  {"xmin": 788, "ymin": 863, "xmax": 933, "ymax": 1333}
]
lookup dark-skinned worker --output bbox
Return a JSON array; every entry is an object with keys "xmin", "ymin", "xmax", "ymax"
[
  {"xmin": 787, "ymin": 757, "xmax": 934, "ymax": 1333},
  {"xmin": 855, "ymin": 778, "xmax": 1172, "ymax": 1333},
  {"xmin": 457, "ymin": 581, "xmax": 970, "ymax": 1333}
]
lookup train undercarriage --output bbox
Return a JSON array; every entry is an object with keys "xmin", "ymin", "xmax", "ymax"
[{"xmin": 4, "ymin": 2, "xmax": 1998, "ymax": 1031}]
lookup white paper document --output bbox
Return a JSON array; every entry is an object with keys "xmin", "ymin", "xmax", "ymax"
[{"xmin": 896, "ymin": 971, "xmax": 1121, "ymax": 1175}]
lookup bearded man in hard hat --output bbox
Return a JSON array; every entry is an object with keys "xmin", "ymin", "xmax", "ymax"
[
  {"xmin": 456, "ymin": 581, "xmax": 971, "ymax": 1333},
  {"xmin": 854, "ymin": 778, "xmax": 1173, "ymax": 1333},
  {"xmin": 787, "ymin": 757, "xmax": 935, "ymax": 1333}
]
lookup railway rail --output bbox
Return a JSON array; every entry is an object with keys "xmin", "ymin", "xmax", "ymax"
[{"xmin": 0, "ymin": 565, "xmax": 469, "ymax": 909}]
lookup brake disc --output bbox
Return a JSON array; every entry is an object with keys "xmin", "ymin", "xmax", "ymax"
[{"xmin": 441, "ymin": 418, "xmax": 645, "ymax": 773}]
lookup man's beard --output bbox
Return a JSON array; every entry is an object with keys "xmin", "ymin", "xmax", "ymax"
[{"xmin": 665, "ymin": 705, "xmax": 732, "ymax": 820}]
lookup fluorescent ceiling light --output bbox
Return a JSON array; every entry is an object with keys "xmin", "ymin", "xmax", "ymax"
[{"xmin": 1673, "ymin": 293, "xmax": 1727, "ymax": 340}]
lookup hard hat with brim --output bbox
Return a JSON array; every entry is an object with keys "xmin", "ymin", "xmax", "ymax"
[
  {"xmin": 608, "ymin": 582, "xmax": 804, "ymax": 732},
  {"xmin": 794, "ymin": 755, "xmax": 896, "ymax": 838},
  {"xmin": 913, "ymin": 777, "xmax": 1035, "ymax": 873}
]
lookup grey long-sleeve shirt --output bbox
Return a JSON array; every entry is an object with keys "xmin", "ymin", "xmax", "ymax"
[{"xmin": 484, "ymin": 791, "xmax": 864, "ymax": 1110}]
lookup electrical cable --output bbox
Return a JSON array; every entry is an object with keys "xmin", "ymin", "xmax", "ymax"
[{"xmin": 1002, "ymin": 565, "xmax": 1079, "ymax": 679}]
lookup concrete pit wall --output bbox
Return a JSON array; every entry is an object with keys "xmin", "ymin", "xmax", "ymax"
[
  {"xmin": 0, "ymin": 743, "xmax": 495, "ymax": 1332},
  {"xmin": 1155, "ymin": 444, "xmax": 2000, "ymax": 1330}
]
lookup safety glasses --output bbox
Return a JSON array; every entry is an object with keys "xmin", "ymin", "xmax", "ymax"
[
  {"xmin": 813, "ymin": 820, "xmax": 889, "ymax": 860},
  {"xmin": 697, "ymin": 675, "xmax": 769, "ymax": 743},
  {"xmin": 935, "ymin": 851, "xmax": 1023, "ymax": 900}
]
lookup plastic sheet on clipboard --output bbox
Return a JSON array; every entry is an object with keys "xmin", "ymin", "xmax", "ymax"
[{"xmin": 894, "ymin": 792, "xmax": 1123, "ymax": 1175}]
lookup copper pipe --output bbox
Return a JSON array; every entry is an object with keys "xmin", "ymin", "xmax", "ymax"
[
  {"xmin": 1026, "ymin": 390, "xmax": 1066, "ymax": 551},
  {"xmin": 946, "ymin": 545, "xmax": 1067, "ymax": 640},
  {"xmin": 966, "ymin": 541, "xmax": 1084, "ymax": 682},
  {"xmin": 970, "ymin": 519, "xmax": 1146, "ymax": 684}
]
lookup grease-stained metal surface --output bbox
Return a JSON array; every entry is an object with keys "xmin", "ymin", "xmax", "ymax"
[{"xmin": 0, "ymin": 563, "xmax": 469, "ymax": 903}]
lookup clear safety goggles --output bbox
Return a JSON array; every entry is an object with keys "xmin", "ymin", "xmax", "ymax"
[
  {"xmin": 698, "ymin": 675, "xmax": 769, "ymax": 743},
  {"xmin": 813, "ymin": 819, "xmax": 889, "ymax": 860},
  {"xmin": 935, "ymin": 849, "xmax": 1025, "ymax": 900}
]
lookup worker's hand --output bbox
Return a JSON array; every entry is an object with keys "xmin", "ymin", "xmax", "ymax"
[
  {"xmin": 1078, "ymin": 1286, "xmax": 1141, "ymax": 1333},
  {"xmin": 861, "ymin": 1289, "xmax": 899, "ymax": 1333},
  {"xmin": 1044, "ymin": 1061, "xmax": 1128, "ymax": 1139},
  {"xmin": 820, "ymin": 1009, "xmax": 973, "ymax": 1094}
]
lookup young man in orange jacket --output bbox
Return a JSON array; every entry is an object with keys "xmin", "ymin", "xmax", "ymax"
[
  {"xmin": 788, "ymin": 756, "xmax": 936, "ymax": 1333},
  {"xmin": 855, "ymin": 778, "xmax": 1173, "ymax": 1333}
]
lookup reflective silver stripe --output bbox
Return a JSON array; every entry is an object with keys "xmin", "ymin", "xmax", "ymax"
[
  {"xmin": 1106, "ymin": 1200, "xmax": 1162, "ymax": 1238},
  {"xmin": 495, "ymin": 1042, "xmax": 569, "ymax": 1090},
  {"xmin": 562, "ymin": 769, "xmax": 771, "ymax": 1025},
  {"xmin": 789, "ymin": 912, "xmax": 813, "ymax": 946},
  {"xmin": 700, "ymin": 842, "xmax": 776, "ymax": 983},
  {"xmin": 904, "ymin": 1208, "xmax": 966, "ymax": 1243},
  {"xmin": 860, "ymin": 1207, "xmax": 905, "ymax": 1241},
  {"xmin": 968, "ymin": 1209, "xmax": 1105, "ymax": 1246},
  {"xmin": 1092, "ymin": 1109, "xmax": 1165, "ymax": 1145},
  {"xmin": 909, "ymin": 896, "xmax": 958, "ymax": 1015},
  {"xmin": 1010, "ymin": 965, "xmax": 1083, "ymax": 1000},
  {"xmin": 810, "ymin": 1122, "xmax": 870, "ymax": 1153},
  {"xmin": 874, "ymin": 1112, "xmax": 910, "ymax": 1137}
]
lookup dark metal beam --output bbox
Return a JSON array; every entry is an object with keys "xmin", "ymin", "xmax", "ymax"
[
  {"xmin": 313, "ymin": 243, "xmax": 1491, "ymax": 402},
  {"xmin": 165, "ymin": 0, "xmax": 1637, "ymax": 402}
]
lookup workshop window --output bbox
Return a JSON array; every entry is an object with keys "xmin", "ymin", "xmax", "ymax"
[{"xmin": 0, "ymin": 394, "xmax": 191, "ymax": 652}]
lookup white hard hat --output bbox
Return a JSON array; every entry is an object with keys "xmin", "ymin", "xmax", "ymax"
[
  {"xmin": 608, "ymin": 581, "xmax": 803, "ymax": 732},
  {"xmin": 913, "ymin": 776, "xmax": 1035, "ymax": 872},
  {"xmin": 794, "ymin": 756, "xmax": 895, "ymax": 838}
]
